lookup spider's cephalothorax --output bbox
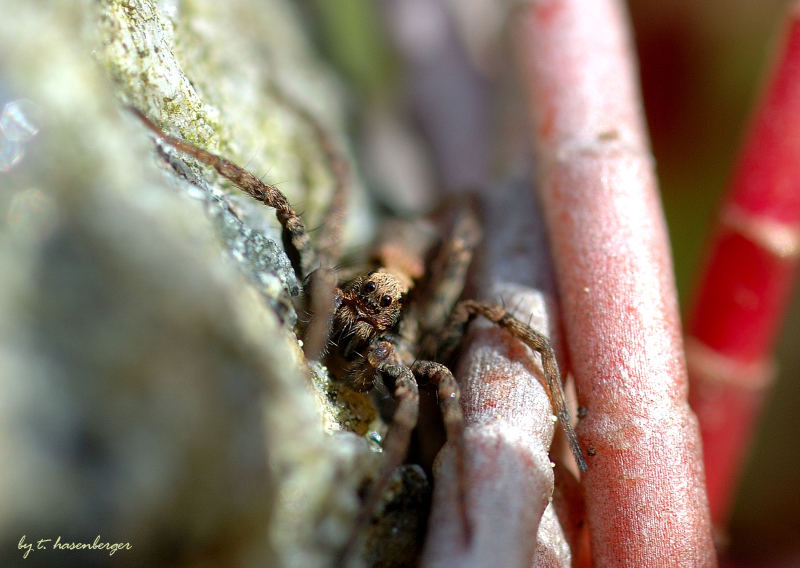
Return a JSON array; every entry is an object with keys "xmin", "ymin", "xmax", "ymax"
[
  {"xmin": 333, "ymin": 270, "xmax": 406, "ymax": 359},
  {"xmin": 326, "ymin": 269, "xmax": 408, "ymax": 393},
  {"xmin": 133, "ymin": 108, "xmax": 588, "ymax": 566}
]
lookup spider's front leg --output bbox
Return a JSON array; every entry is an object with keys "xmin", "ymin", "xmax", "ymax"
[
  {"xmin": 132, "ymin": 108, "xmax": 340, "ymax": 358},
  {"xmin": 339, "ymin": 341, "xmax": 471, "ymax": 564},
  {"xmin": 337, "ymin": 339, "xmax": 419, "ymax": 566},
  {"xmin": 436, "ymin": 300, "xmax": 588, "ymax": 473},
  {"xmin": 407, "ymin": 360, "xmax": 469, "ymax": 542}
]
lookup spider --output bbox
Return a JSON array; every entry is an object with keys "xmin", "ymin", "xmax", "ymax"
[{"xmin": 131, "ymin": 107, "xmax": 587, "ymax": 564}]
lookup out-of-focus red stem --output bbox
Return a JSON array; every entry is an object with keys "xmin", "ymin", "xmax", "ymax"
[
  {"xmin": 517, "ymin": 0, "xmax": 717, "ymax": 565},
  {"xmin": 687, "ymin": 5, "xmax": 800, "ymax": 527}
]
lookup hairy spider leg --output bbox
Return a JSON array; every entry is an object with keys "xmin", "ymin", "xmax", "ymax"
[
  {"xmin": 132, "ymin": 108, "xmax": 336, "ymax": 358},
  {"xmin": 437, "ymin": 300, "xmax": 588, "ymax": 472},
  {"xmin": 409, "ymin": 360, "xmax": 469, "ymax": 541},
  {"xmin": 336, "ymin": 343, "xmax": 471, "ymax": 567},
  {"xmin": 404, "ymin": 206, "xmax": 482, "ymax": 341},
  {"xmin": 336, "ymin": 341, "xmax": 420, "ymax": 567},
  {"xmin": 131, "ymin": 108, "xmax": 319, "ymax": 279},
  {"xmin": 268, "ymin": 86, "xmax": 349, "ymax": 262},
  {"xmin": 408, "ymin": 201, "xmax": 582, "ymax": 473},
  {"xmin": 390, "ymin": 207, "xmax": 480, "ymax": 548}
]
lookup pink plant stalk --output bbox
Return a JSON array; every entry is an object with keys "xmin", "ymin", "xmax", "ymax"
[
  {"xmin": 687, "ymin": 4, "xmax": 800, "ymax": 528},
  {"xmin": 421, "ymin": 181, "xmax": 585, "ymax": 567},
  {"xmin": 517, "ymin": 0, "xmax": 716, "ymax": 565}
]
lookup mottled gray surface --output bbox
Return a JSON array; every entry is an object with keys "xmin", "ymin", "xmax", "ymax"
[{"xmin": 0, "ymin": 1, "xmax": 384, "ymax": 566}]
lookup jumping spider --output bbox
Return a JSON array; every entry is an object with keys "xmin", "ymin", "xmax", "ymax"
[{"xmin": 132, "ymin": 107, "xmax": 587, "ymax": 563}]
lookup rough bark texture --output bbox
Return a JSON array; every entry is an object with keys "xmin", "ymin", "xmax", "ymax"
[{"xmin": 0, "ymin": 1, "xmax": 381, "ymax": 566}]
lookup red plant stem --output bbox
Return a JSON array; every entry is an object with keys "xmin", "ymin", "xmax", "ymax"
[
  {"xmin": 517, "ymin": 0, "xmax": 717, "ymax": 565},
  {"xmin": 687, "ymin": 5, "xmax": 800, "ymax": 527}
]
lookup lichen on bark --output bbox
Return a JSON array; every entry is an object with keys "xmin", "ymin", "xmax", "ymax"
[{"xmin": 0, "ymin": 0, "xmax": 387, "ymax": 566}]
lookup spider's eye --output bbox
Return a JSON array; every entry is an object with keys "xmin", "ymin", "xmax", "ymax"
[
  {"xmin": 363, "ymin": 281, "xmax": 377, "ymax": 293},
  {"xmin": 380, "ymin": 295, "xmax": 393, "ymax": 308}
]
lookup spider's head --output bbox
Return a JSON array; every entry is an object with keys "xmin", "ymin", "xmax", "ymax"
[{"xmin": 335, "ymin": 269, "xmax": 407, "ymax": 351}]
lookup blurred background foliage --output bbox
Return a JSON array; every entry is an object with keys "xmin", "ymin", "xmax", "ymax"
[
  {"xmin": 302, "ymin": 0, "xmax": 800, "ymax": 563},
  {"xmin": 628, "ymin": 1, "xmax": 800, "ymax": 563}
]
